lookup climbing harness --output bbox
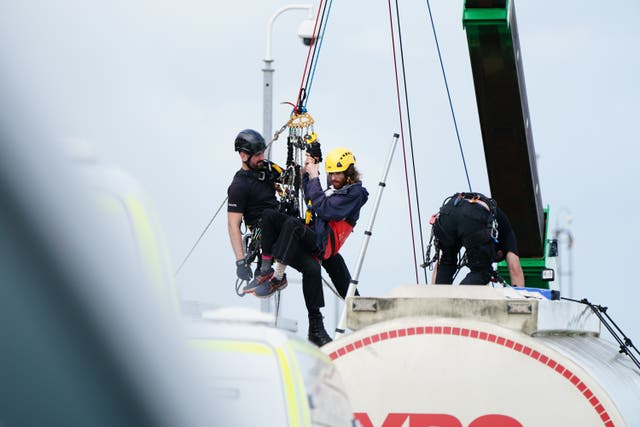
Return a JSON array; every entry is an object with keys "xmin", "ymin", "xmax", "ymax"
[
  {"xmin": 458, "ymin": 192, "xmax": 499, "ymax": 243},
  {"xmin": 234, "ymin": 225, "xmax": 262, "ymax": 297},
  {"xmin": 421, "ymin": 213, "xmax": 440, "ymax": 270},
  {"xmin": 422, "ymin": 192, "xmax": 499, "ymax": 281}
]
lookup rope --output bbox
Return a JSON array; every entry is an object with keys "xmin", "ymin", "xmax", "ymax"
[
  {"xmin": 424, "ymin": 0, "xmax": 472, "ymax": 192},
  {"xmin": 274, "ymin": 290, "xmax": 282, "ymax": 322},
  {"xmin": 295, "ymin": 0, "xmax": 325, "ymax": 110},
  {"xmin": 562, "ymin": 297, "xmax": 640, "ymax": 369},
  {"xmin": 387, "ymin": 0, "xmax": 419, "ymax": 284},
  {"xmin": 301, "ymin": 0, "xmax": 328, "ymax": 96},
  {"xmin": 394, "ymin": 0, "xmax": 429, "ymax": 283},
  {"xmin": 303, "ymin": 0, "xmax": 334, "ymax": 108},
  {"xmin": 174, "ymin": 196, "xmax": 227, "ymax": 277},
  {"xmin": 322, "ymin": 274, "xmax": 341, "ymax": 298},
  {"xmin": 235, "ymin": 277, "xmax": 247, "ymax": 297}
]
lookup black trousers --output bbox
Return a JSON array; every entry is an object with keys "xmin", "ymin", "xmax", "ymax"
[
  {"xmin": 433, "ymin": 199, "xmax": 495, "ymax": 285},
  {"xmin": 261, "ymin": 209, "xmax": 324, "ymax": 310},
  {"xmin": 322, "ymin": 253, "xmax": 351, "ymax": 299},
  {"xmin": 260, "ymin": 209, "xmax": 355, "ymax": 309}
]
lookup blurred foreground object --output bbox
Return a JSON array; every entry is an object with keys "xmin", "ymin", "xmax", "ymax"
[{"xmin": 0, "ymin": 97, "xmax": 226, "ymax": 426}]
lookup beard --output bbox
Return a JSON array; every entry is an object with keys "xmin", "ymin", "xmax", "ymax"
[{"xmin": 248, "ymin": 158, "xmax": 266, "ymax": 170}]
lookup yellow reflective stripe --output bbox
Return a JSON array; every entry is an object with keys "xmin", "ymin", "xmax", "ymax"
[
  {"xmin": 125, "ymin": 196, "xmax": 164, "ymax": 289},
  {"xmin": 286, "ymin": 343, "xmax": 311, "ymax": 427},
  {"xmin": 190, "ymin": 339, "xmax": 273, "ymax": 355},
  {"xmin": 190, "ymin": 339, "xmax": 311, "ymax": 426},
  {"xmin": 276, "ymin": 347, "xmax": 301, "ymax": 427},
  {"xmin": 289, "ymin": 339, "xmax": 331, "ymax": 363}
]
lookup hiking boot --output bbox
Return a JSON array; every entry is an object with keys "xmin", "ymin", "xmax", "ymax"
[
  {"xmin": 308, "ymin": 314, "xmax": 333, "ymax": 347},
  {"xmin": 253, "ymin": 274, "xmax": 287, "ymax": 298},
  {"xmin": 243, "ymin": 268, "xmax": 273, "ymax": 294}
]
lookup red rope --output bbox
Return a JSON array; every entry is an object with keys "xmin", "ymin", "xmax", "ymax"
[
  {"xmin": 295, "ymin": 0, "xmax": 325, "ymax": 111},
  {"xmin": 387, "ymin": 0, "xmax": 419, "ymax": 284}
]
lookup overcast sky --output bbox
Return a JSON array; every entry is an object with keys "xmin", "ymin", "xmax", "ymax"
[{"xmin": 1, "ymin": 0, "xmax": 638, "ymax": 340}]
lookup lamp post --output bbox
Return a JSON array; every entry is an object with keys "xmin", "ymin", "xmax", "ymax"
[
  {"xmin": 263, "ymin": 4, "xmax": 314, "ymax": 160},
  {"xmin": 260, "ymin": 5, "xmax": 314, "ymax": 315}
]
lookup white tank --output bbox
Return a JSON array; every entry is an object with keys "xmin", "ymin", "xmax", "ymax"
[{"xmin": 323, "ymin": 285, "xmax": 640, "ymax": 427}]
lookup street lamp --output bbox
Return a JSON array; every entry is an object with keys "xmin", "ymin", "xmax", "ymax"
[
  {"xmin": 260, "ymin": 5, "xmax": 314, "ymax": 315},
  {"xmin": 263, "ymin": 4, "xmax": 315, "ymax": 159}
]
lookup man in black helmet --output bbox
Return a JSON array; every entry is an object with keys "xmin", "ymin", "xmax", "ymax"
[
  {"xmin": 227, "ymin": 129, "xmax": 278, "ymax": 273},
  {"xmin": 227, "ymin": 129, "xmax": 333, "ymax": 346}
]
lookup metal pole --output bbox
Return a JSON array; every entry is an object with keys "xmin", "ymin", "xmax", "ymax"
[
  {"xmin": 335, "ymin": 133, "xmax": 399, "ymax": 337},
  {"xmin": 260, "ymin": 4, "xmax": 313, "ymax": 313},
  {"xmin": 263, "ymin": 59, "xmax": 274, "ymax": 160}
]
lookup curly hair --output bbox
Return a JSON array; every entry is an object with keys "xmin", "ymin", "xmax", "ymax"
[{"xmin": 345, "ymin": 164, "xmax": 361, "ymax": 184}]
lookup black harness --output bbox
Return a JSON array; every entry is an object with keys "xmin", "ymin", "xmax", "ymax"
[
  {"xmin": 422, "ymin": 192, "xmax": 499, "ymax": 272},
  {"xmin": 449, "ymin": 192, "xmax": 498, "ymax": 242},
  {"xmin": 236, "ymin": 161, "xmax": 294, "ymax": 273},
  {"xmin": 236, "ymin": 161, "xmax": 282, "ymax": 182},
  {"xmin": 450, "ymin": 192, "xmax": 496, "ymax": 217}
]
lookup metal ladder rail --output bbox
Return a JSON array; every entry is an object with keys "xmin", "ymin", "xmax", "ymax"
[{"xmin": 335, "ymin": 133, "xmax": 399, "ymax": 337}]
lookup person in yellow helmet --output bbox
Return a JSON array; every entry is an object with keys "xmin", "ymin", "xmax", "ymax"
[
  {"xmin": 245, "ymin": 145, "xmax": 368, "ymax": 346},
  {"xmin": 304, "ymin": 147, "xmax": 368, "ymax": 260}
]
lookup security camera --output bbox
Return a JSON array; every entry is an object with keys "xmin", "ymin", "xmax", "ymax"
[{"xmin": 297, "ymin": 19, "xmax": 316, "ymax": 46}]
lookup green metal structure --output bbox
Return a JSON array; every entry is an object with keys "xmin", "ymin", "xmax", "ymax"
[
  {"xmin": 497, "ymin": 207, "xmax": 553, "ymax": 288},
  {"xmin": 462, "ymin": 0, "xmax": 554, "ymax": 288}
]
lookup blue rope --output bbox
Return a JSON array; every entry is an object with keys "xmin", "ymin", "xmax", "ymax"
[
  {"xmin": 304, "ymin": 0, "xmax": 334, "ymax": 108},
  {"xmin": 424, "ymin": 0, "xmax": 472, "ymax": 192}
]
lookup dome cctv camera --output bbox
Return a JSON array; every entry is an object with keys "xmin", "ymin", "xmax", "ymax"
[{"xmin": 297, "ymin": 19, "xmax": 316, "ymax": 46}]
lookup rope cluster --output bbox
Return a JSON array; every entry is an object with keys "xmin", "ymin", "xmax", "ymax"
[{"xmin": 177, "ymin": 0, "xmax": 473, "ymax": 286}]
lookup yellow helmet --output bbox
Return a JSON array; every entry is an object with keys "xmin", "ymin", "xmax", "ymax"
[{"xmin": 325, "ymin": 147, "xmax": 356, "ymax": 173}]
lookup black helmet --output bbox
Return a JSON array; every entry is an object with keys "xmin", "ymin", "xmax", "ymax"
[{"xmin": 234, "ymin": 129, "xmax": 266, "ymax": 155}]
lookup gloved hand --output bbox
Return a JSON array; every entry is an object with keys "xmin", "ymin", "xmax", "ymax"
[
  {"xmin": 304, "ymin": 157, "xmax": 320, "ymax": 178},
  {"xmin": 235, "ymin": 259, "xmax": 252, "ymax": 281},
  {"xmin": 305, "ymin": 139, "xmax": 322, "ymax": 163}
]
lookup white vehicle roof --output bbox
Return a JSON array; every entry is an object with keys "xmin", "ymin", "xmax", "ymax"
[{"xmin": 183, "ymin": 304, "xmax": 355, "ymax": 427}]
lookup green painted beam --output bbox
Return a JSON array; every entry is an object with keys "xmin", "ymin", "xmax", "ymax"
[
  {"xmin": 463, "ymin": 8, "xmax": 507, "ymax": 25},
  {"xmin": 462, "ymin": 0, "xmax": 546, "ymax": 259}
]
